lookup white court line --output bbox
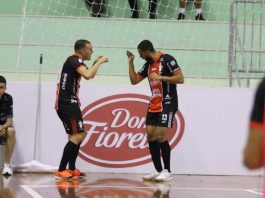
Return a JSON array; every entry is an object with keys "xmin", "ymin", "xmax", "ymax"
[
  {"xmin": 244, "ymin": 189, "xmax": 264, "ymax": 196},
  {"xmin": 20, "ymin": 185, "xmax": 43, "ymax": 198},
  {"xmin": 26, "ymin": 184, "xmax": 262, "ymax": 192},
  {"xmin": 21, "ymin": 184, "xmax": 264, "ymax": 197}
]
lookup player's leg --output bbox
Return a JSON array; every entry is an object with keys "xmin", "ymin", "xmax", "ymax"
[
  {"xmin": 154, "ymin": 126, "xmax": 172, "ymax": 182},
  {"xmin": 194, "ymin": 0, "xmax": 205, "ymax": 20},
  {"xmin": 56, "ymin": 109, "xmax": 77, "ymax": 179},
  {"xmin": 177, "ymin": 0, "xmax": 187, "ymax": 20},
  {"xmin": 128, "ymin": 0, "xmax": 139, "ymax": 18},
  {"xmin": 156, "ymin": 127, "xmax": 171, "ymax": 172},
  {"xmin": 148, "ymin": 0, "xmax": 157, "ymax": 19},
  {"xmin": 153, "ymin": 108, "xmax": 176, "ymax": 182},
  {"xmin": 67, "ymin": 106, "xmax": 86, "ymax": 179},
  {"xmin": 1, "ymin": 127, "xmax": 15, "ymax": 175},
  {"xmin": 147, "ymin": 125, "xmax": 163, "ymax": 172},
  {"xmin": 143, "ymin": 124, "xmax": 163, "ymax": 181},
  {"xmin": 5, "ymin": 127, "xmax": 16, "ymax": 164}
]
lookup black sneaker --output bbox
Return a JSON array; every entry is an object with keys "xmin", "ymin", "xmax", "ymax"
[
  {"xmin": 177, "ymin": 13, "xmax": 185, "ymax": 20},
  {"xmin": 132, "ymin": 11, "xmax": 139, "ymax": 19},
  {"xmin": 195, "ymin": 14, "xmax": 205, "ymax": 21},
  {"xmin": 149, "ymin": 12, "xmax": 156, "ymax": 19}
]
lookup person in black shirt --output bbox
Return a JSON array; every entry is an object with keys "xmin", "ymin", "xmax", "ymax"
[
  {"xmin": 0, "ymin": 76, "xmax": 16, "ymax": 176},
  {"xmin": 127, "ymin": 40, "xmax": 184, "ymax": 182},
  {"xmin": 55, "ymin": 40, "xmax": 108, "ymax": 179},
  {"xmin": 244, "ymin": 78, "xmax": 265, "ymax": 169}
]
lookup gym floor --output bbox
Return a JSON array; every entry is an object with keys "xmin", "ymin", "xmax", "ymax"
[{"xmin": 0, "ymin": 173, "xmax": 263, "ymax": 198}]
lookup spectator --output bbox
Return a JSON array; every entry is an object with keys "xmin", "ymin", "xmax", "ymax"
[
  {"xmin": 178, "ymin": 0, "xmax": 205, "ymax": 21},
  {"xmin": 0, "ymin": 76, "xmax": 16, "ymax": 176},
  {"xmin": 128, "ymin": 0, "xmax": 157, "ymax": 19},
  {"xmin": 84, "ymin": 0, "xmax": 105, "ymax": 17}
]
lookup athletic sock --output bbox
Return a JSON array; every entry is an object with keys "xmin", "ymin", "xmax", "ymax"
[
  {"xmin": 160, "ymin": 141, "xmax": 171, "ymax": 172},
  {"xmin": 195, "ymin": 8, "xmax": 202, "ymax": 15},
  {"xmin": 58, "ymin": 141, "xmax": 78, "ymax": 171},
  {"xmin": 179, "ymin": 8, "xmax": 185, "ymax": 14},
  {"xmin": 148, "ymin": 141, "xmax": 163, "ymax": 172},
  {"xmin": 69, "ymin": 142, "xmax": 81, "ymax": 171}
]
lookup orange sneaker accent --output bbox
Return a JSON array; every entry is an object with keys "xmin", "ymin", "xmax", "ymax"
[
  {"xmin": 55, "ymin": 170, "xmax": 72, "ymax": 179},
  {"xmin": 68, "ymin": 169, "xmax": 86, "ymax": 179}
]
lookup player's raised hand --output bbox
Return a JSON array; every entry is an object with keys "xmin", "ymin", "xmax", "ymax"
[
  {"xmin": 95, "ymin": 56, "xmax": 103, "ymax": 62},
  {"xmin": 97, "ymin": 56, "xmax": 108, "ymax": 64},
  {"xmin": 127, "ymin": 51, "xmax": 135, "ymax": 64},
  {"xmin": 150, "ymin": 72, "xmax": 161, "ymax": 81}
]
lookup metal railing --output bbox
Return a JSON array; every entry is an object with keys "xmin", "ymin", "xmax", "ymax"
[{"xmin": 228, "ymin": 0, "xmax": 265, "ymax": 87}]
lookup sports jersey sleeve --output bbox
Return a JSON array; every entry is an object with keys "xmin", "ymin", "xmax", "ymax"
[
  {"xmin": 69, "ymin": 57, "xmax": 85, "ymax": 71},
  {"xmin": 137, "ymin": 62, "xmax": 149, "ymax": 77},
  {"xmin": 250, "ymin": 79, "xmax": 265, "ymax": 129},
  {"xmin": 6, "ymin": 96, "xmax": 13, "ymax": 118},
  {"xmin": 164, "ymin": 55, "xmax": 180, "ymax": 75}
]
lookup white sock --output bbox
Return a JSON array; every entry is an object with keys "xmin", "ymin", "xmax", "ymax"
[
  {"xmin": 179, "ymin": 8, "xmax": 185, "ymax": 14},
  {"xmin": 195, "ymin": 9, "xmax": 202, "ymax": 15}
]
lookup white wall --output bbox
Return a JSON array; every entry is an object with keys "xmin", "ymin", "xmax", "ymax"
[{"xmin": 6, "ymin": 82, "xmax": 261, "ymax": 175}]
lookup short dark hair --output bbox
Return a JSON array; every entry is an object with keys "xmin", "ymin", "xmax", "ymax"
[
  {"xmin": 137, "ymin": 40, "xmax": 155, "ymax": 52},
  {"xmin": 0, "ymin": 76, "xmax": 6, "ymax": 85},
  {"xmin": 74, "ymin": 39, "xmax": 91, "ymax": 51}
]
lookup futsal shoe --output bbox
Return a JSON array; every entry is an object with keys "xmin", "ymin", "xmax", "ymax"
[
  {"xmin": 177, "ymin": 13, "xmax": 185, "ymax": 20},
  {"xmin": 155, "ymin": 170, "xmax": 172, "ymax": 182},
  {"xmin": 2, "ymin": 163, "xmax": 13, "ymax": 176},
  {"xmin": 68, "ymin": 169, "xmax": 86, "ymax": 179},
  {"xmin": 149, "ymin": 12, "xmax": 157, "ymax": 19},
  {"xmin": 142, "ymin": 171, "xmax": 160, "ymax": 181},
  {"xmin": 195, "ymin": 14, "xmax": 205, "ymax": 21},
  {"xmin": 55, "ymin": 170, "xmax": 72, "ymax": 180}
]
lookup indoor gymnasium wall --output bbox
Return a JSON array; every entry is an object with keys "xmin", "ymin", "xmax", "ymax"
[
  {"xmin": 0, "ymin": 1, "xmax": 264, "ymax": 176},
  {"xmin": 0, "ymin": 0, "xmax": 241, "ymax": 83},
  {"xmin": 0, "ymin": 0, "xmax": 264, "ymax": 87}
]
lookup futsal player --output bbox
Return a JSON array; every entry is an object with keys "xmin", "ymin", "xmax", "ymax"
[
  {"xmin": 244, "ymin": 78, "xmax": 265, "ymax": 169},
  {"xmin": 55, "ymin": 40, "xmax": 108, "ymax": 179},
  {"xmin": 127, "ymin": 40, "xmax": 184, "ymax": 182},
  {"xmin": 0, "ymin": 76, "xmax": 16, "ymax": 176}
]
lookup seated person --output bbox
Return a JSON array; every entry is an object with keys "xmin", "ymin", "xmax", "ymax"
[{"xmin": 0, "ymin": 76, "xmax": 16, "ymax": 176}]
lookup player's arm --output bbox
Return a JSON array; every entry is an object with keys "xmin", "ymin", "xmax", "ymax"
[
  {"xmin": 127, "ymin": 51, "xmax": 145, "ymax": 85},
  {"xmin": 151, "ymin": 70, "xmax": 184, "ymax": 84},
  {"xmin": 2, "ymin": 118, "xmax": 13, "ymax": 130},
  {"xmin": 77, "ymin": 56, "xmax": 108, "ymax": 80},
  {"xmin": 243, "ymin": 80, "xmax": 265, "ymax": 169},
  {"xmin": 150, "ymin": 55, "xmax": 184, "ymax": 84}
]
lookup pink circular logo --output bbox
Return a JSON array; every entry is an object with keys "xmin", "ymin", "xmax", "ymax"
[{"xmin": 79, "ymin": 94, "xmax": 185, "ymax": 168}]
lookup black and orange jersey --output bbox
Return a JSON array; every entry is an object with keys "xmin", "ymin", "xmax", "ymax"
[
  {"xmin": 0, "ymin": 93, "xmax": 13, "ymax": 125},
  {"xmin": 250, "ymin": 78, "xmax": 265, "ymax": 130},
  {"xmin": 138, "ymin": 51, "xmax": 181, "ymax": 113},
  {"xmin": 55, "ymin": 54, "xmax": 88, "ymax": 109}
]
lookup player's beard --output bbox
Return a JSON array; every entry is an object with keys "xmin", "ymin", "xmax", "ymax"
[{"xmin": 144, "ymin": 56, "xmax": 153, "ymax": 62}]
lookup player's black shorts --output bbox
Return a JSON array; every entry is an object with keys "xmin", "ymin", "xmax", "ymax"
[
  {"xmin": 57, "ymin": 102, "xmax": 84, "ymax": 135},
  {"xmin": 146, "ymin": 101, "xmax": 178, "ymax": 128}
]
